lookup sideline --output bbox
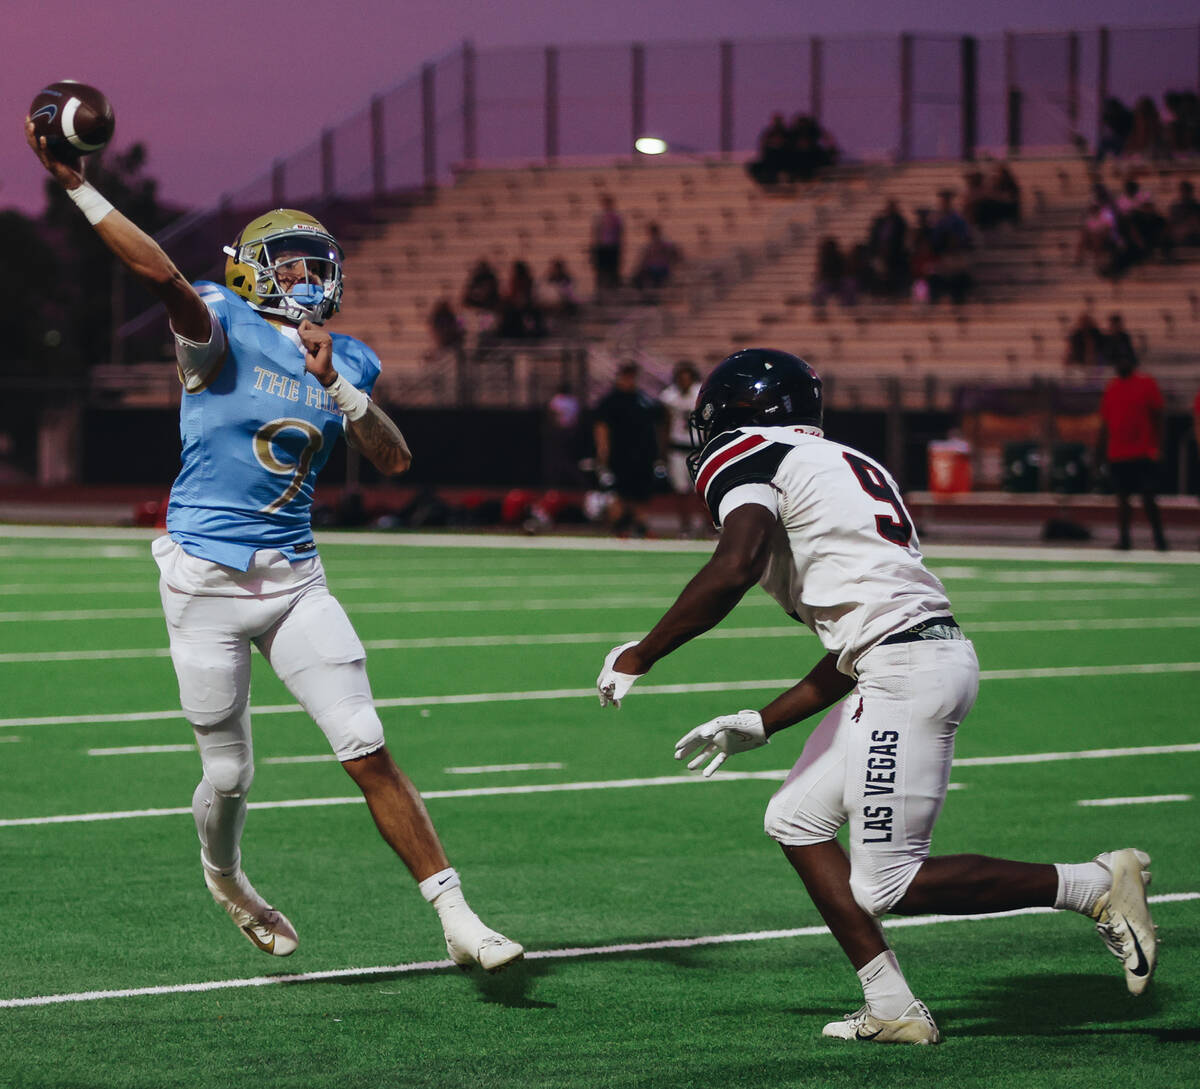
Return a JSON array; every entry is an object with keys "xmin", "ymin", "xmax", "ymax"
[
  {"xmin": 3, "ymin": 892, "xmax": 1195, "ymax": 1009},
  {"xmin": 0, "ymin": 525, "xmax": 1197, "ymax": 563}
]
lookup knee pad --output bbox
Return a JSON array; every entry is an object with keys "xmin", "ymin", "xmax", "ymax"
[
  {"xmin": 319, "ymin": 695, "xmax": 385, "ymax": 762},
  {"xmin": 849, "ymin": 856, "xmax": 924, "ymax": 918},
  {"xmin": 197, "ymin": 738, "xmax": 254, "ymax": 797},
  {"xmin": 763, "ymin": 791, "xmax": 840, "ymax": 846}
]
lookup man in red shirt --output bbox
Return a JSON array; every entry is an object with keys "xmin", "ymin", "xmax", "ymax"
[{"xmin": 1097, "ymin": 352, "xmax": 1168, "ymax": 550}]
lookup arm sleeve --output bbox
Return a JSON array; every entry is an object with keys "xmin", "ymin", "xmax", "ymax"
[
  {"xmin": 173, "ymin": 306, "xmax": 226, "ymax": 393},
  {"xmin": 718, "ymin": 483, "xmax": 780, "ymax": 526}
]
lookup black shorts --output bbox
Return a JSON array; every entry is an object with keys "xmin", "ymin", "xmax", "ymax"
[
  {"xmin": 613, "ymin": 466, "xmax": 655, "ymax": 502},
  {"xmin": 1109, "ymin": 458, "xmax": 1161, "ymax": 496}
]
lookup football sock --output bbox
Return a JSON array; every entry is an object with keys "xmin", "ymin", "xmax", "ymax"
[
  {"xmin": 193, "ymin": 777, "xmax": 246, "ymax": 877},
  {"xmin": 1053, "ymin": 861, "xmax": 1111, "ymax": 914},
  {"xmin": 857, "ymin": 950, "xmax": 916, "ymax": 1021}
]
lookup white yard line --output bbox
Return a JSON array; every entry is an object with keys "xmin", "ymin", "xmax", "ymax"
[
  {"xmin": 1077, "ymin": 794, "xmax": 1193, "ymax": 807},
  {"xmin": 3, "ymin": 662, "xmax": 1200, "ymax": 731},
  {"xmin": 4, "ymin": 615, "xmax": 1200, "ymax": 665},
  {"xmin": 87, "ymin": 745, "xmax": 195, "ymax": 757},
  {"xmin": 444, "ymin": 762, "xmax": 565, "ymax": 774},
  {"xmin": 2, "ymin": 892, "xmax": 1195, "ymax": 1010},
  {"xmin": 3, "ymin": 744, "xmax": 1196, "ymax": 828}
]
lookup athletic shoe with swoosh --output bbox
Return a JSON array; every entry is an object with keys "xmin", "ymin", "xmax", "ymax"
[
  {"xmin": 821, "ymin": 1000, "xmax": 941, "ymax": 1044},
  {"xmin": 1090, "ymin": 848, "xmax": 1157, "ymax": 995},
  {"xmin": 204, "ymin": 865, "xmax": 299, "ymax": 957}
]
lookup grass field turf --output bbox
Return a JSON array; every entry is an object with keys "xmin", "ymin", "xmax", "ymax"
[{"xmin": 0, "ymin": 528, "xmax": 1197, "ymax": 1088}]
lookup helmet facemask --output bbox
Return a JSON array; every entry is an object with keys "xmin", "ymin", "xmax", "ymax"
[{"xmin": 224, "ymin": 214, "xmax": 344, "ymax": 323}]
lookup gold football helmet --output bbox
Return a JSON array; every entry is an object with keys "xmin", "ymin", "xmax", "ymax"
[{"xmin": 223, "ymin": 209, "xmax": 344, "ymax": 323}]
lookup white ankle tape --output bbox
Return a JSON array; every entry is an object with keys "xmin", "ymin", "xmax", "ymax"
[{"xmin": 419, "ymin": 867, "xmax": 461, "ymax": 902}]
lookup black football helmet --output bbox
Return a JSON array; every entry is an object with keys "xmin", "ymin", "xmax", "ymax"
[{"xmin": 687, "ymin": 349, "xmax": 822, "ymax": 475}]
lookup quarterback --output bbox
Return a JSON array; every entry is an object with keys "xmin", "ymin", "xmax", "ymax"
[
  {"xmin": 597, "ymin": 349, "xmax": 1156, "ymax": 1043},
  {"xmin": 27, "ymin": 120, "xmax": 522, "ymax": 972}
]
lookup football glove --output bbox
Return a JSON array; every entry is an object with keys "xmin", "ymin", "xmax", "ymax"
[
  {"xmin": 597, "ymin": 641, "xmax": 644, "ymax": 708},
  {"xmin": 674, "ymin": 710, "xmax": 767, "ymax": 777}
]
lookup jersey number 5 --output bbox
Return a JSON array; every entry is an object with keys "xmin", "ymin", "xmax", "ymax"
[
  {"xmin": 254, "ymin": 418, "xmax": 325, "ymax": 514},
  {"xmin": 843, "ymin": 452, "xmax": 913, "ymax": 546}
]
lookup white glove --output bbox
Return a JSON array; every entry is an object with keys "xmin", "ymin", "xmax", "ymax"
[
  {"xmin": 674, "ymin": 710, "xmax": 768, "ymax": 777},
  {"xmin": 597, "ymin": 640, "xmax": 644, "ymax": 708}
]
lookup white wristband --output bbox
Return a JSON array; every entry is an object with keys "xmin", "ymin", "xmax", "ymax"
[
  {"xmin": 66, "ymin": 182, "xmax": 115, "ymax": 226},
  {"xmin": 325, "ymin": 373, "xmax": 370, "ymax": 421}
]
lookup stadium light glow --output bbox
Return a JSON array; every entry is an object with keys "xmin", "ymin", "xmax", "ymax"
[{"xmin": 634, "ymin": 136, "xmax": 669, "ymax": 155}]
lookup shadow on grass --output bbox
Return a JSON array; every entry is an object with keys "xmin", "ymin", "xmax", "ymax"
[
  {"xmin": 937, "ymin": 972, "xmax": 1189, "ymax": 1040},
  {"xmin": 326, "ymin": 956, "xmax": 556, "ymax": 1010}
]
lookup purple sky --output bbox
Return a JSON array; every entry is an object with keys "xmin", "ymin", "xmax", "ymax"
[{"xmin": 4, "ymin": 0, "xmax": 1198, "ymax": 217}]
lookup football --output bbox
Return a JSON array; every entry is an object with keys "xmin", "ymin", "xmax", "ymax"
[{"xmin": 29, "ymin": 80, "xmax": 115, "ymax": 159}]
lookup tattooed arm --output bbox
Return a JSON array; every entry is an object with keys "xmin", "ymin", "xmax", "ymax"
[
  {"xmin": 296, "ymin": 321, "xmax": 412, "ymax": 476},
  {"xmin": 345, "ymin": 403, "xmax": 413, "ymax": 475}
]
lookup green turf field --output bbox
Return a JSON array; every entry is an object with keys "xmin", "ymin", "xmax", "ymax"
[{"xmin": 0, "ymin": 528, "xmax": 1196, "ymax": 1089}]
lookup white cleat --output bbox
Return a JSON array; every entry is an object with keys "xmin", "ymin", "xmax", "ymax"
[
  {"xmin": 1090, "ymin": 848, "xmax": 1157, "ymax": 995},
  {"xmin": 445, "ymin": 926, "xmax": 525, "ymax": 973},
  {"xmin": 822, "ymin": 1000, "xmax": 942, "ymax": 1045},
  {"xmin": 204, "ymin": 866, "xmax": 298, "ymax": 957}
]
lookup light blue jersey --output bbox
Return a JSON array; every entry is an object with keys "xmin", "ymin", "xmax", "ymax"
[{"xmin": 167, "ymin": 282, "xmax": 380, "ymax": 570}]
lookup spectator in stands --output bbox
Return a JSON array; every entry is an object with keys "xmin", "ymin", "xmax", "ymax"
[
  {"xmin": 1076, "ymin": 184, "xmax": 1130, "ymax": 278},
  {"xmin": 811, "ymin": 237, "xmax": 857, "ymax": 308},
  {"xmin": 1164, "ymin": 91, "xmax": 1200, "ymax": 155},
  {"xmin": 1118, "ymin": 178, "xmax": 1170, "ymax": 261},
  {"xmin": 787, "ymin": 113, "xmax": 836, "ymax": 181},
  {"xmin": 927, "ymin": 191, "xmax": 973, "ymax": 304},
  {"xmin": 988, "ymin": 163, "xmax": 1021, "ymax": 225},
  {"xmin": 631, "ymin": 222, "xmax": 682, "ymax": 297},
  {"xmin": 1096, "ymin": 348, "xmax": 1168, "ymax": 551},
  {"xmin": 592, "ymin": 361, "xmax": 665, "ymax": 538},
  {"xmin": 964, "ymin": 167, "xmax": 1018, "ymax": 231},
  {"xmin": 1126, "ymin": 96, "xmax": 1168, "ymax": 160},
  {"xmin": 1098, "ymin": 313, "xmax": 1139, "ymax": 372},
  {"xmin": 1167, "ymin": 180, "xmax": 1200, "ymax": 247},
  {"xmin": 866, "ymin": 199, "xmax": 910, "ymax": 296},
  {"xmin": 541, "ymin": 258, "xmax": 581, "ymax": 320},
  {"xmin": 908, "ymin": 210, "xmax": 937, "ymax": 305},
  {"xmin": 461, "ymin": 258, "xmax": 501, "ymax": 334},
  {"xmin": 1063, "ymin": 312, "xmax": 1103, "ymax": 371},
  {"xmin": 1096, "ymin": 98, "xmax": 1133, "ymax": 162},
  {"xmin": 747, "ymin": 113, "xmax": 792, "ymax": 187},
  {"xmin": 497, "ymin": 260, "xmax": 546, "ymax": 339},
  {"xmin": 428, "ymin": 299, "xmax": 464, "ymax": 351},
  {"xmin": 590, "ymin": 194, "xmax": 624, "ymax": 295}
]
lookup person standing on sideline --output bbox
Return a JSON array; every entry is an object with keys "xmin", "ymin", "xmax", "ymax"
[
  {"xmin": 1097, "ymin": 349, "xmax": 1169, "ymax": 551},
  {"xmin": 27, "ymin": 119, "xmax": 523, "ymax": 972},
  {"xmin": 592, "ymin": 361, "xmax": 664, "ymax": 537},
  {"xmin": 596, "ymin": 349, "xmax": 1157, "ymax": 1043},
  {"xmin": 658, "ymin": 360, "xmax": 707, "ymax": 536}
]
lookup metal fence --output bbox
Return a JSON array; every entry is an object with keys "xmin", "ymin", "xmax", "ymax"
[{"xmin": 112, "ymin": 25, "xmax": 1200, "ymax": 361}]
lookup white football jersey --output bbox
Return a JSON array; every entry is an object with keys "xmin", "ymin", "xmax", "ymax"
[
  {"xmin": 659, "ymin": 381, "xmax": 698, "ymax": 447},
  {"xmin": 693, "ymin": 425, "xmax": 952, "ymax": 675}
]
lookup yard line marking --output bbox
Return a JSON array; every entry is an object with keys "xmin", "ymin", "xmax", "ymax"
[
  {"xmin": 262, "ymin": 754, "xmax": 338, "ymax": 765},
  {"xmin": 3, "ymin": 892, "xmax": 1195, "ymax": 1009},
  {"xmin": 87, "ymin": 745, "xmax": 195, "ymax": 757},
  {"xmin": 445, "ymin": 762, "xmax": 565, "ymax": 774},
  {"xmin": 5, "ymin": 615, "xmax": 1200, "ymax": 664},
  {"xmin": 0, "ymin": 736, "xmax": 20, "ymax": 743},
  {"xmin": 0, "ymin": 741, "xmax": 1186, "ymax": 827},
  {"xmin": 1077, "ymin": 794, "xmax": 1193, "ymax": 807},
  {"xmin": 0, "ymin": 772, "xmax": 792, "ymax": 827},
  {"xmin": 4, "ymin": 661, "xmax": 1200, "ymax": 730}
]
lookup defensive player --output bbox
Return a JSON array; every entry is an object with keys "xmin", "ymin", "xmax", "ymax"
[
  {"xmin": 27, "ymin": 120, "xmax": 523, "ymax": 972},
  {"xmin": 597, "ymin": 348, "xmax": 1156, "ymax": 1043}
]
